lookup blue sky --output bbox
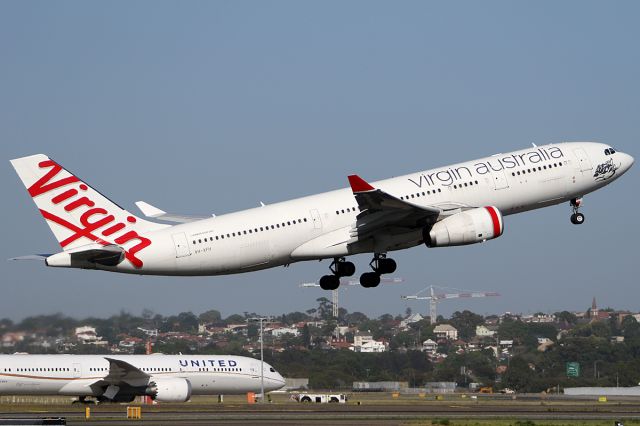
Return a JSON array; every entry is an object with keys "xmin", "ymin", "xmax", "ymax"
[{"xmin": 1, "ymin": 1, "xmax": 638, "ymax": 320}]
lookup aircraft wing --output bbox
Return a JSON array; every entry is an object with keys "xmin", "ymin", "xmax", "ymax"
[
  {"xmin": 347, "ymin": 175, "xmax": 441, "ymax": 239},
  {"xmin": 102, "ymin": 357, "xmax": 150, "ymax": 386},
  {"xmin": 135, "ymin": 201, "xmax": 211, "ymax": 223}
]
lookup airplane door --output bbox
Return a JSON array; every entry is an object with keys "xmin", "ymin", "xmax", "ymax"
[
  {"xmin": 573, "ymin": 148, "xmax": 592, "ymax": 172},
  {"xmin": 72, "ymin": 363, "xmax": 81, "ymax": 378},
  {"xmin": 491, "ymin": 169, "xmax": 509, "ymax": 190},
  {"xmin": 172, "ymin": 233, "xmax": 191, "ymax": 258},
  {"xmin": 310, "ymin": 209, "xmax": 323, "ymax": 230}
]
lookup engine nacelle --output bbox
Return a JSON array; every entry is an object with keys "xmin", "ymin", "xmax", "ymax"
[
  {"xmin": 146, "ymin": 377, "xmax": 192, "ymax": 403},
  {"xmin": 425, "ymin": 206, "xmax": 504, "ymax": 247}
]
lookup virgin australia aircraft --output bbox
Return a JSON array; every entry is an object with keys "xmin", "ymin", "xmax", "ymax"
[
  {"xmin": 10, "ymin": 142, "xmax": 633, "ymax": 290},
  {"xmin": 0, "ymin": 354, "xmax": 284, "ymax": 403}
]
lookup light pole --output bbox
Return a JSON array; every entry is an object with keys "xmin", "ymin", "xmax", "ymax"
[
  {"xmin": 248, "ymin": 316, "xmax": 269, "ymax": 403},
  {"xmin": 594, "ymin": 360, "xmax": 603, "ymax": 381}
]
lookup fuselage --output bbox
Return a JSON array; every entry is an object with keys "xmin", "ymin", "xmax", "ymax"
[
  {"xmin": 11, "ymin": 142, "xmax": 634, "ymax": 277},
  {"xmin": 101, "ymin": 142, "xmax": 633, "ymax": 275},
  {"xmin": 0, "ymin": 354, "xmax": 284, "ymax": 397}
]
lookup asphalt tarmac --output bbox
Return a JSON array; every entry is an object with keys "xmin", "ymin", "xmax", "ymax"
[{"xmin": 1, "ymin": 394, "xmax": 639, "ymax": 425}]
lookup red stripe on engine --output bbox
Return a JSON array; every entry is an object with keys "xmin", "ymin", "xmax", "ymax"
[{"xmin": 485, "ymin": 206, "xmax": 501, "ymax": 237}]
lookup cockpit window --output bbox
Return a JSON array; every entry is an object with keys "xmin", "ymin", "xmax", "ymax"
[
  {"xmin": 270, "ymin": 367, "xmax": 275, "ymax": 372},
  {"xmin": 605, "ymin": 147, "xmax": 617, "ymax": 155}
]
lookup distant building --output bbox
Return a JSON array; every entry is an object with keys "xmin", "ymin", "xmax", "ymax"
[
  {"xmin": 353, "ymin": 340, "xmax": 387, "ymax": 353},
  {"xmin": 475, "ymin": 325, "xmax": 495, "ymax": 337},
  {"xmin": 1, "ymin": 332, "xmax": 25, "ymax": 348},
  {"xmin": 399, "ymin": 313, "xmax": 424, "ymax": 329},
  {"xmin": 75, "ymin": 326, "xmax": 107, "ymax": 346},
  {"xmin": 353, "ymin": 331, "xmax": 373, "ymax": 347},
  {"xmin": 433, "ymin": 324, "xmax": 458, "ymax": 341},
  {"xmin": 271, "ymin": 327, "xmax": 300, "ymax": 338},
  {"xmin": 421, "ymin": 339, "xmax": 437, "ymax": 354},
  {"xmin": 351, "ymin": 331, "xmax": 386, "ymax": 352}
]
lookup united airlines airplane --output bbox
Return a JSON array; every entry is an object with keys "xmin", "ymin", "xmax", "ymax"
[
  {"xmin": 10, "ymin": 142, "xmax": 633, "ymax": 290},
  {"xmin": 0, "ymin": 354, "xmax": 284, "ymax": 403}
]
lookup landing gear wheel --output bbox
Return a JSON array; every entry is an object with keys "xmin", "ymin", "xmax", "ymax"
[
  {"xmin": 360, "ymin": 272, "xmax": 381, "ymax": 288},
  {"xmin": 377, "ymin": 258, "xmax": 397, "ymax": 274},
  {"xmin": 570, "ymin": 198, "xmax": 585, "ymax": 225},
  {"xmin": 570, "ymin": 213, "xmax": 585, "ymax": 225},
  {"xmin": 319, "ymin": 275, "xmax": 340, "ymax": 291},
  {"xmin": 335, "ymin": 261, "xmax": 355, "ymax": 277},
  {"xmin": 329, "ymin": 258, "xmax": 356, "ymax": 277}
]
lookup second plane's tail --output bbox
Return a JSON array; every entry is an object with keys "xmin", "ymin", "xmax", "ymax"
[{"xmin": 10, "ymin": 154, "xmax": 169, "ymax": 267}]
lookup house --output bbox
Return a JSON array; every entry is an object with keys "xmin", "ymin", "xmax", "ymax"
[
  {"xmin": 475, "ymin": 325, "xmax": 495, "ymax": 337},
  {"xmin": 353, "ymin": 331, "xmax": 373, "ymax": 347},
  {"xmin": 422, "ymin": 339, "xmax": 437, "ymax": 354},
  {"xmin": 75, "ymin": 326, "xmax": 99, "ymax": 343},
  {"xmin": 433, "ymin": 324, "xmax": 458, "ymax": 340},
  {"xmin": 351, "ymin": 340, "xmax": 387, "ymax": 353},
  {"xmin": 399, "ymin": 313, "xmax": 424, "ymax": 329},
  {"xmin": 271, "ymin": 327, "xmax": 299, "ymax": 338},
  {"xmin": 1, "ymin": 332, "xmax": 25, "ymax": 348},
  {"xmin": 351, "ymin": 331, "xmax": 387, "ymax": 352}
]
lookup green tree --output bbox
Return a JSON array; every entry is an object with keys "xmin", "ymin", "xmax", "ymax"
[
  {"xmin": 199, "ymin": 309, "xmax": 222, "ymax": 324},
  {"xmin": 503, "ymin": 356, "xmax": 533, "ymax": 392},
  {"xmin": 449, "ymin": 310, "xmax": 484, "ymax": 340}
]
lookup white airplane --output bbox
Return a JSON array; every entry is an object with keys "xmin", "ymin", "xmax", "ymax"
[
  {"xmin": 10, "ymin": 142, "xmax": 633, "ymax": 290},
  {"xmin": 0, "ymin": 354, "xmax": 285, "ymax": 403}
]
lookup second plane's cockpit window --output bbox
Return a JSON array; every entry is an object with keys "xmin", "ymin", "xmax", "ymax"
[
  {"xmin": 270, "ymin": 367, "xmax": 276, "ymax": 372},
  {"xmin": 605, "ymin": 148, "xmax": 617, "ymax": 155}
]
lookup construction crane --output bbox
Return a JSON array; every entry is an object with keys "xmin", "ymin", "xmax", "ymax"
[
  {"xmin": 401, "ymin": 285, "xmax": 499, "ymax": 324},
  {"xmin": 301, "ymin": 277, "xmax": 403, "ymax": 318}
]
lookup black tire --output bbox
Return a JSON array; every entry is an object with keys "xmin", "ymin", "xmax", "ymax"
[
  {"xmin": 360, "ymin": 272, "xmax": 381, "ymax": 288},
  {"xmin": 301, "ymin": 397, "xmax": 311, "ymax": 403},
  {"xmin": 378, "ymin": 258, "xmax": 397, "ymax": 274},
  {"xmin": 319, "ymin": 275, "xmax": 340, "ymax": 290},
  {"xmin": 337, "ymin": 261, "xmax": 356, "ymax": 277},
  {"xmin": 575, "ymin": 213, "xmax": 585, "ymax": 224}
]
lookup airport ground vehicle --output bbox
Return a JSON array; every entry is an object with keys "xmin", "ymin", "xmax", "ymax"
[{"xmin": 293, "ymin": 393, "xmax": 347, "ymax": 403}]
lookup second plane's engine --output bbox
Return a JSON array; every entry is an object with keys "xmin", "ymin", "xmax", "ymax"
[
  {"xmin": 146, "ymin": 378, "xmax": 192, "ymax": 403},
  {"xmin": 425, "ymin": 206, "xmax": 504, "ymax": 247}
]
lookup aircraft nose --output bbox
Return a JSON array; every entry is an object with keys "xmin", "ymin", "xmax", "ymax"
[{"xmin": 621, "ymin": 152, "xmax": 634, "ymax": 171}]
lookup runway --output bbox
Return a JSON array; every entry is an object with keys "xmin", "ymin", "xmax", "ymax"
[{"xmin": 1, "ymin": 394, "xmax": 639, "ymax": 425}]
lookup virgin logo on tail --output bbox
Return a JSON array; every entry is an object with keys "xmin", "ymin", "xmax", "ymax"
[{"xmin": 29, "ymin": 160, "xmax": 151, "ymax": 268}]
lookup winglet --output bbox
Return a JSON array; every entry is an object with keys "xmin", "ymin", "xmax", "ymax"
[{"xmin": 348, "ymin": 175, "xmax": 375, "ymax": 193}]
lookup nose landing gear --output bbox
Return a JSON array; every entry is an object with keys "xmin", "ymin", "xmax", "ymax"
[
  {"xmin": 359, "ymin": 253, "xmax": 396, "ymax": 288},
  {"xmin": 319, "ymin": 258, "xmax": 355, "ymax": 290},
  {"xmin": 570, "ymin": 198, "xmax": 585, "ymax": 225}
]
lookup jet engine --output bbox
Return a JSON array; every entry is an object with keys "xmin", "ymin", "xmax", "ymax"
[
  {"xmin": 425, "ymin": 206, "xmax": 503, "ymax": 247},
  {"xmin": 146, "ymin": 377, "xmax": 192, "ymax": 403}
]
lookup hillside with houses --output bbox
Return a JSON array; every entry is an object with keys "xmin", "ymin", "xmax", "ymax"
[{"xmin": 2, "ymin": 297, "xmax": 639, "ymax": 391}]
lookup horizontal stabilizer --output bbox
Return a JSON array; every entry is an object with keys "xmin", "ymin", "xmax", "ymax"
[
  {"xmin": 46, "ymin": 244, "xmax": 125, "ymax": 268},
  {"xmin": 135, "ymin": 201, "xmax": 210, "ymax": 223},
  {"xmin": 9, "ymin": 254, "xmax": 50, "ymax": 261}
]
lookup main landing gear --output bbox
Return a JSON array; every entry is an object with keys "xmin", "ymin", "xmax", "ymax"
[
  {"xmin": 319, "ymin": 258, "xmax": 355, "ymax": 290},
  {"xmin": 360, "ymin": 253, "xmax": 396, "ymax": 288},
  {"xmin": 570, "ymin": 198, "xmax": 585, "ymax": 225}
]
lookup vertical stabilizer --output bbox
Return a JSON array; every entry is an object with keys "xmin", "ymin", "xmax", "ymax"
[{"xmin": 10, "ymin": 154, "xmax": 169, "ymax": 267}]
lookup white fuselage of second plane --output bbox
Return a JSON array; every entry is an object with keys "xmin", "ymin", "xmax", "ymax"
[
  {"xmin": 10, "ymin": 142, "xmax": 634, "ymax": 277},
  {"xmin": 0, "ymin": 354, "xmax": 284, "ymax": 399}
]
